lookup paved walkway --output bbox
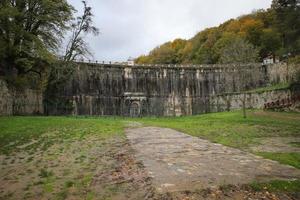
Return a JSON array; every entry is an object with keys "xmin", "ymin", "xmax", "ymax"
[{"xmin": 126, "ymin": 127, "xmax": 300, "ymax": 193}]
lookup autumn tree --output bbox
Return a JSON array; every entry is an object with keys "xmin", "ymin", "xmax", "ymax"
[
  {"xmin": 136, "ymin": 2, "xmax": 300, "ymax": 64},
  {"xmin": 219, "ymin": 37, "xmax": 259, "ymax": 64},
  {"xmin": 260, "ymin": 28, "xmax": 281, "ymax": 59}
]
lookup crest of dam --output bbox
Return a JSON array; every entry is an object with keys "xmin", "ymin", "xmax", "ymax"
[{"xmin": 42, "ymin": 62, "xmax": 299, "ymax": 117}]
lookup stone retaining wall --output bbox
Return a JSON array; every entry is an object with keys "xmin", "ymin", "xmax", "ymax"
[
  {"xmin": 0, "ymin": 79, "xmax": 43, "ymax": 116},
  {"xmin": 46, "ymin": 62, "xmax": 299, "ymax": 116},
  {"xmin": 1, "ymin": 62, "xmax": 299, "ymax": 116}
]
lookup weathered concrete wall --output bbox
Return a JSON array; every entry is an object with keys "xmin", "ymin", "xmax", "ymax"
[
  {"xmin": 209, "ymin": 89, "xmax": 294, "ymax": 112},
  {"xmin": 266, "ymin": 63, "xmax": 300, "ymax": 84},
  {"xmin": 0, "ymin": 79, "xmax": 43, "ymax": 116},
  {"xmin": 0, "ymin": 79, "xmax": 13, "ymax": 115},
  {"xmin": 46, "ymin": 62, "xmax": 298, "ymax": 116},
  {"xmin": 1, "ymin": 62, "xmax": 297, "ymax": 116}
]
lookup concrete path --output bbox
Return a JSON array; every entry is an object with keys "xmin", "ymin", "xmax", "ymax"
[{"xmin": 126, "ymin": 127, "xmax": 300, "ymax": 193}]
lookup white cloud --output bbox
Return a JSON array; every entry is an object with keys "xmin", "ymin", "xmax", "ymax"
[{"xmin": 67, "ymin": 0, "xmax": 272, "ymax": 61}]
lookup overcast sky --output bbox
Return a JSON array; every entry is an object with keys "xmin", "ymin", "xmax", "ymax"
[{"xmin": 67, "ymin": 0, "xmax": 272, "ymax": 62}]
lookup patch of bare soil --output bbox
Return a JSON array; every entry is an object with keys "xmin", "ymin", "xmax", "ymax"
[
  {"xmin": 251, "ymin": 111, "xmax": 300, "ymax": 121},
  {"xmin": 153, "ymin": 185, "xmax": 300, "ymax": 200},
  {"xmin": 250, "ymin": 137, "xmax": 300, "ymax": 153},
  {"xmin": 1, "ymin": 126, "xmax": 299, "ymax": 200},
  {"xmin": 0, "ymin": 133, "xmax": 155, "ymax": 200}
]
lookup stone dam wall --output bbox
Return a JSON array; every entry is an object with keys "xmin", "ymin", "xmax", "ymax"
[
  {"xmin": 44, "ymin": 62, "xmax": 299, "ymax": 117},
  {"xmin": 0, "ymin": 79, "xmax": 43, "ymax": 115}
]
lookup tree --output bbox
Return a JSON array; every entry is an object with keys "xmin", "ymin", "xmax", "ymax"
[
  {"xmin": 219, "ymin": 37, "xmax": 259, "ymax": 118},
  {"xmin": 138, "ymin": 39, "xmax": 187, "ymax": 64},
  {"xmin": 47, "ymin": 1, "xmax": 99, "ymax": 86},
  {"xmin": 135, "ymin": 2, "xmax": 299, "ymax": 65},
  {"xmin": 64, "ymin": 1, "xmax": 99, "ymax": 62},
  {"xmin": 219, "ymin": 37, "xmax": 259, "ymax": 64},
  {"xmin": 213, "ymin": 32, "xmax": 237, "ymax": 62},
  {"xmin": 260, "ymin": 28, "xmax": 281, "ymax": 59},
  {"xmin": 0, "ymin": 0, "xmax": 73, "ymax": 81},
  {"xmin": 271, "ymin": 0, "xmax": 300, "ymax": 55},
  {"xmin": 240, "ymin": 18, "xmax": 264, "ymax": 47},
  {"xmin": 44, "ymin": 1, "xmax": 99, "ymax": 114},
  {"xmin": 194, "ymin": 46, "xmax": 216, "ymax": 64}
]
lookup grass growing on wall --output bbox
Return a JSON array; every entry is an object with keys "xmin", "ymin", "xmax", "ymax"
[{"xmin": 246, "ymin": 83, "xmax": 291, "ymax": 93}]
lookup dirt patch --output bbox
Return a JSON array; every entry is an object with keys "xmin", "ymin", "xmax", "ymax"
[
  {"xmin": 1, "ymin": 125, "xmax": 300, "ymax": 200},
  {"xmin": 153, "ymin": 185, "xmax": 300, "ymax": 200},
  {"xmin": 124, "ymin": 121, "xmax": 143, "ymax": 129},
  {"xmin": 126, "ymin": 127, "xmax": 300, "ymax": 193},
  {"xmin": 250, "ymin": 137, "xmax": 300, "ymax": 153},
  {"xmin": 0, "ymin": 134, "xmax": 154, "ymax": 200},
  {"xmin": 251, "ymin": 111, "xmax": 300, "ymax": 121}
]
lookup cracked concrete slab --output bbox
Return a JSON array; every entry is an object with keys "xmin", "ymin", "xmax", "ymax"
[{"xmin": 126, "ymin": 127, "xmax": 300, "ymax": 193}]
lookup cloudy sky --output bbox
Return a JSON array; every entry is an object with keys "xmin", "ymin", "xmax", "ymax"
[{"xmin": 67, "ymin": 0, "xmax": 272, "ymax": 62}]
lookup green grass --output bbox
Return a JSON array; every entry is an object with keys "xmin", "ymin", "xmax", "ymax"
[
  {"xmin": 136, "ymin": 110, "xmax": 300, "ymax": 150},
  {"xmin": 0, "ymin": 116, "xmax": 125, "ymax": 154},
  {"xmin": 135, "ymin": 110, "xmax": 300, "ymax": 192},
  {"xmin": 256, "ymin": 152, "xmax": 300, "ymax": 169},
  {"xmin": 250, "ymin": 179, "xmax": 300, "ymax": 192},
  {"xmin": 246, "ymin": 83, "xmax": 291, "ymax": 93},
  {"xmin": 290, "ymin": 142, "xmax": 300, "ymax": 147},
  {"xmin": 1, "ymin": 110, "xmax": 299, "ymax": 193},
  {"xmin": 2, "ymin": 111, "xmax": 298, "ymax": 154}
]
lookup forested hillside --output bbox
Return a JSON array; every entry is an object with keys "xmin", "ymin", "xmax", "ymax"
[{"xmin": 136, "ymin": 0, "xmax": 300, "ymax": 64}]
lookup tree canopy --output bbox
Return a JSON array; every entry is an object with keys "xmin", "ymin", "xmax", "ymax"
[
  {"xmin": 0, "ymin": 0, "xmax": 99, "ymax": 90},
  {"xmin": 0, "ymin": 0, "xmax": 74, "ymax": 78},
  {"xmin": 136, "ymin": 0, "xmax": 300, "ymax": 64}
]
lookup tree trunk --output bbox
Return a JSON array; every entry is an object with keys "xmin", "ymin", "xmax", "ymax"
[{"xmin": 242, "ymin": 93, "xmax": 247, "ymax": 118}]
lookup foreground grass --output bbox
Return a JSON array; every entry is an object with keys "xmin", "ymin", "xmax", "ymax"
[
  {"xmin": 256, "ymin": 152, "xmax": 300, "ymax": 169},
  {"xmin": 137, "ymin": 110, "xmax": 300, "ymax": 192},
  {"xmin": 0, "ymin": 117, "xmax": 143, "ymax": 200},
  {"xmin": 0, "ymin": 116, "xmax": 124, "ymax": 154},
  {"xmin": 1, "ymin": 110, "xmax": 300, "ymax": 195},
  {"xmin": 250, "ymin": 179, "xmax": 300, "ymax": 192},
  {"xmin": 137, "ymin": 111, "xmax": 300, "ymax": 170},
  {"xmin": 136, "ymin": 110, "xmax": 300, "ymax": 150}
]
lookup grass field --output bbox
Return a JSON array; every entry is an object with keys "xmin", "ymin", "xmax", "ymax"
[
  {"xmin": 0, "ymin": 110, "xmax": 300, "ymax": 199},
  {"xmin": 0, "ymin": 117, "xmax": 135, "ymax": 200},
  {"xmin": 137, "ymin": 110, "xmax": 300, "ymax": 169},
  {"xmin": 0, "ymin": 116, "xmax": 125, "ymax": 155}
]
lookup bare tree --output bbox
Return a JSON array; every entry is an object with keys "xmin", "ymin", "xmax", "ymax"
[
  {"xmin": 48, "ymin": 1, "xmax": 99, "ymax": 85},
  {"xmin": 236, "ymin": 66, "xmax": 252, "ymax": 118},
  {"xmin": 220, "ymin": 38, "xmax": 258, "ymax": 118},
  {"xmin": 64, "ymin": 0, "xmax": 99, "ymax": 62},
  {"xmin": 220, "ymin": 37, "xmax": 259, "ymax": 64},
  {"xmin": 45, "ymin": 1, "xmax": 99, "ymax": 114}
]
